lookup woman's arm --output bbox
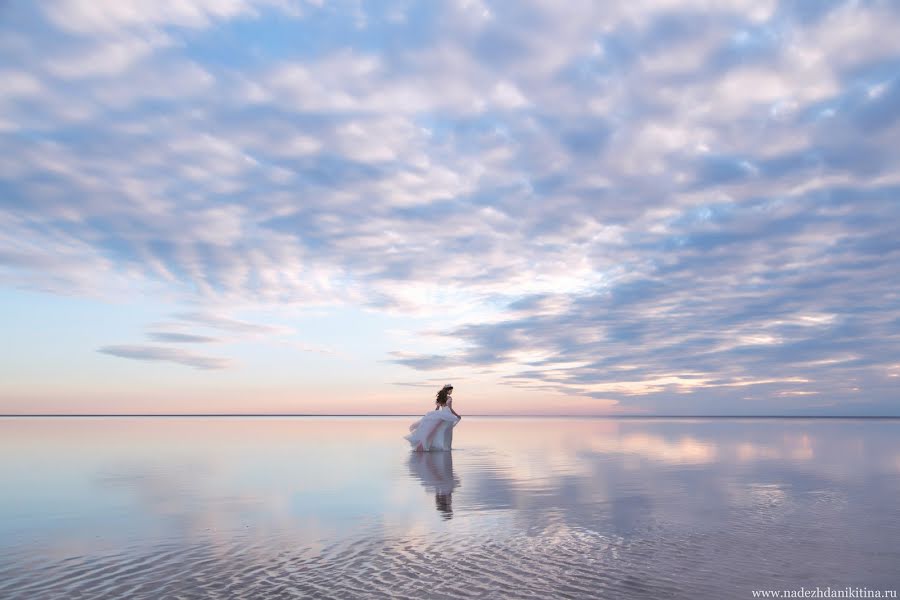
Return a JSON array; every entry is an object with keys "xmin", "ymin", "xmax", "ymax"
[{"xmin": 448, "ymin": 398, "xmax": 461, "ymax": 419}]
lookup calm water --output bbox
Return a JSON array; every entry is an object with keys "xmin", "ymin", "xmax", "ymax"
[{"xmin": 1, "ymin": 417, "xmax": 898, "ymax": 599}]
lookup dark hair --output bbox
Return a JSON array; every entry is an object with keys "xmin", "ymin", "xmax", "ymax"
[{"xmin": 435, "ymin": 386, "xmax": 452, "ymax": 406}]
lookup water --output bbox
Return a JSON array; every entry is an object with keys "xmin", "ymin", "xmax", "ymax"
[{"xmin": 1, "ymin": 417, "xmax": 898, "ymax": 599}]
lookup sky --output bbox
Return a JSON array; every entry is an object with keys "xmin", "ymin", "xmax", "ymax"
[{"xmin": 1, "ymin": 0, "xmax": 899, "ymax": 416}]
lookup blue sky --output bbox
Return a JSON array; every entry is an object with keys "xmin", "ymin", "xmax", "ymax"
[{"xmin": 1, "ymin": 0, "xmax": 899, "ymax": 415}]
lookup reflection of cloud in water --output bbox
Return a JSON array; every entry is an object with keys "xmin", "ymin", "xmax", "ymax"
[
  {"xmin": 589, "ymin": 433, "xmax": 717, "ymax": 464},
  {"xmin": 734, "ymin": 434, "xmax": 814, "ymax": 463},
  {"xmin": 453, "ymin": 419, "xmax": 900, "ymax": 543},
  {"xmin": 407, "ymin": 451, "xmax": 460, "ymax": 520},
  {"xmin": 91, "ymin": 461, "xmax": 283, "ymax": 550},
  {"xmin": 2, "ymin": 418, "xmax": 900, "ymax": 598}
]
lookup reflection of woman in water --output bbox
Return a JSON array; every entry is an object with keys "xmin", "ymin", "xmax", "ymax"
[
  {"xmin": 404, "ymin": 384, "xmax": 462, "ymax": 452},
  {"xmin": 407, "ymin": 449, "xmax": 459, "ymax": 519}
]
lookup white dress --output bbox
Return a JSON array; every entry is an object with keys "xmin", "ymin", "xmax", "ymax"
[{"xmin": 404, "ymin": 406, "xmax": 461, "ymax": 451}]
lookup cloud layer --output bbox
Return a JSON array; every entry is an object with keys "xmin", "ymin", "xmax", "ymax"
[
  {"xmin": 98, "ymin": 344, "xmax": 231, "ymax": 370},
  {"xmin": 2, "ymin": 0, "xmax": 899, "ymax": 412}
]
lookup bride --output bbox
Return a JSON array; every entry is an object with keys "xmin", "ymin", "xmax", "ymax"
[{"xmin": 404, "ymin": 384, "xmax": 462, "ymax": 451}]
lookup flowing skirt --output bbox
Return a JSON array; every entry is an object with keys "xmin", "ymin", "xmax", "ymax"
[{"xmin": 404, "ymin": 410, "xmax": 460, "ymax": 451}]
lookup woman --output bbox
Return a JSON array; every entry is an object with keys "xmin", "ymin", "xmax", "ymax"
[{"xmin": 404, "ymin": 384, "xmax": 462, "ymax": 451}]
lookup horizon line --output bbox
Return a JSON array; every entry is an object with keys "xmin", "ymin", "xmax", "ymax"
[{"xmin": 1, "ymin": 413, "xmax": 899, "ymax": 419}]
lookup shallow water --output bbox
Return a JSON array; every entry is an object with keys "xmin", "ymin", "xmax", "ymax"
[{"xmin": 1, "ymin": 417, "xmax": 898, "ymax": 599}]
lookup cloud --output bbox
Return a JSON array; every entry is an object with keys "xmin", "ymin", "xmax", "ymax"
[
  {"xmin": 40, "ymin": 0, "xmax": 264, "ymax": 35},
  {"xmin": 171, "ymin": 312, "xmax": 291, "ymax": 335},
  {"xmin": 147, "ymin": 332, "xmax": 220, "ymax": 343},
  {"xmin": 97, "ymin": 345, "xmax": 232, "ymax": 370},
  {"xmin": 389, "ymin": 352, "xmax": 463, "ymax": 371},
  {"xmin": 2, "ymin": 0, "xmax": 900, "ymax": 412}
]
